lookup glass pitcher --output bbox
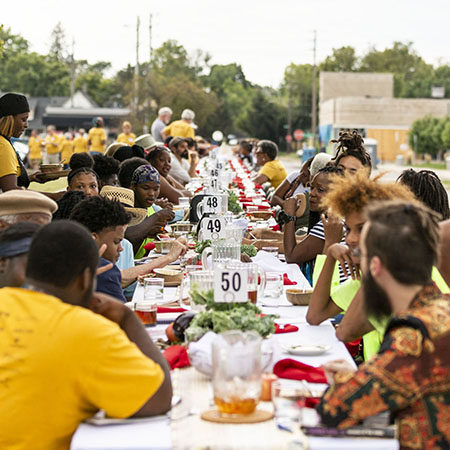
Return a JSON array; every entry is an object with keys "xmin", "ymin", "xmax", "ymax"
[
  {"xmin": 212, "ymin": 330, "xmax": 262, "ymax": 415},
  {"xmin": 225, "ymin": 261, "xmax": 266, "ymax": 305},
  {"xmin": 201, "ymin": 239, "xmax": 241, "ymax": 269}
]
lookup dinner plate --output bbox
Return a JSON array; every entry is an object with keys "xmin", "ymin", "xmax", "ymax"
[{"xmin": 284, "ymin": 345, "xmax": 330, "ymax": 356}]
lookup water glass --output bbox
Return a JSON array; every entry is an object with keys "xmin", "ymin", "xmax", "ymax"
[
  {"xmin": 188, "ymin": 270, "xmax": 214, "ymax": 310},
  {"xmin": 135, "ymin": 301, "xmax": 157, "ymax": 327},
  {"xmin": 226, "ymin": 261, "xmax": 266, "ymax": 305},
  {"xmin": 178, "ymin": 197, "xmax": 190, "ymax": 209},
  {"xmin": 262, "ymin": 246, "xmax": 279, "ymax": 259},
  {"xmin": 264, "ymin": 272, "xmax": 283, "ymax": 299},
  {"xmin": 143, "ymin": 277, "xmax": 164, "ymax": 303},
  {"xmin": 272, "ymin": 380, "xmax": 307, "ymax": 424}
]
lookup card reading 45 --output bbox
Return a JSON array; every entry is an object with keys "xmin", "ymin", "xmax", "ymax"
[
  {"xmin": 201, "ymin": 215, "xmax": 226, "ymax": 240},
  {"xmin": 214, "ymin": 269, "xmax": 248, "ymax": 303}
]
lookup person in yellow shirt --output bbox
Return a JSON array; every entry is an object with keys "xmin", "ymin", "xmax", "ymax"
[
  {"xmin": 252, "ymin": 140, "xmax": 287, "ymax": 189},
  {"xmin": 117, "ymin": 120, "xmax": 136, "ymax": 145},
  {"xmin": 88, "ymin": 116, "xmax": 107, "ymax": 154},
  {"xmin": 73, "ymin": 128, "xmax": 88, "ymax": 153},
  {"xmin": 27, "ymin": 129, "xmax": 43, "ymax": 170},
  {"xmin": 162, "ymin": 108, "xmax": 195, "ymax": 140},
  {"xmin": 44, "ymin": 125, "xmax": 61, "ymax": 164},
  {"xmin": 60, "ymin": 132, "xmax": 74, "ymax": 167},
  {"xmin": 0, "ymin": 220, "xmax": 172, "ymax": 450}
]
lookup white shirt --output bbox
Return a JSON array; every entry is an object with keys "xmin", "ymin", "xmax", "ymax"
[
  {"xmin": 286, "ymin": 171, "xmax": 308, "ymax": 195},
  {"xmin": 169, "ymin": 153, "xmax": 191, "ymax": 185}
]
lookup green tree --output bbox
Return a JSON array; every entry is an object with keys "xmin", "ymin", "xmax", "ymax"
[
  {"xmin": 319, "ymin": 46, "xmax": 358, "ymax": 72},
  {"xmin": 409, "ymin": 115, "xmax": 441, "ymax": 157},
  {"xmin": 440, "ymin": 117, "xmax": 450, "ymax": 150},
  {"xmin": 433, "ymin": 65, "xmax": 450, "ymax": 99},
  {"xmin": 360, "ymin": 41, "xmax": 434, "ymax": 97},
  {"xmin": 0, "ymin": 26, "xmax": 29, "ymax": 59},
  {"xmin": 49, "ymin": 22, "xmax": 67, "ymax": 62}
]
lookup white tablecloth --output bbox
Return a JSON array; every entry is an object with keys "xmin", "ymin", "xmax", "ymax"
[{"xmin": 72, "ymin": 257, "xmax": 397, "ymax": 450}]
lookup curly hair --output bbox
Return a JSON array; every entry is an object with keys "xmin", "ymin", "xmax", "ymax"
[
  {"xmin": 331, "ymin": 130, "xmax": 372, "ymax": 173},
  {"xmin": 69, "ymin": 152, "xmax": 94, "ymax": 171},
  {"xmin": 53, "ymin": 191, "xmax": 86, "ymax": 221},
  {"xmin": 69, "ymin": 196, "xmax": 130, "ymax": 233},
  {"xmin": 118, "ymin": 157, "xmax": 148, "ymax": 188},
  {"xmin": 92, "ymin": 154, "xmax": 120, "ymax": 182},
  {"xmin": 397, "ymin": 169, "xmax": 450, "ymax": 220},
  {"xmin": 321, "ymin": 171, "xmax": 416, "ymax": 218}
]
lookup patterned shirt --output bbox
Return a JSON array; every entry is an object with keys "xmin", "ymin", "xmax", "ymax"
[{"xmin": 317, "ymin": 283, "xmax": 450, "ymax": 450}]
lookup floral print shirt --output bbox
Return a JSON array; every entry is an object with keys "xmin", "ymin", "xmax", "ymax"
[{"xmin": 317, "ymin": 283, "xmax": 450, "ymax": 450}]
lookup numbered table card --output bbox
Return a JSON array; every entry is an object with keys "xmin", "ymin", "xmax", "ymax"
[
  {"xmin": 203, "ymin": 195, "xmax": 222, "ymax": 214},
  {"xmin": 214, "ymin": 268, "xmax": 248, "ymax": 303},
  {"xmin": 201, "ymin": 215, "xmax": 226, "ymax": 240}
]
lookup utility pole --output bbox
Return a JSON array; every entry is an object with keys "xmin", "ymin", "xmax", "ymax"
[
  {"xmin": 69, "ymin": 38, "xmax": 75, "ymax": 109},
  {"xmin": 134, "ymin": 16, "xmax": 140, "ymax": 113},
  {"xmin": 288, "ymin": 80, "xmax": 293, "ymax": 151},
  {"xmin": 311, "ymin": 30, "xmax": 317, "ymax": 148}
]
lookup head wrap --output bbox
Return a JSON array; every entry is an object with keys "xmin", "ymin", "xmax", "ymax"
[
  {"xmin": 0, "ymin": 238, "xmax": 33, "ymax": 258},
  {"xmin": 132, "ymin": 165, "xmax": 160, "ymax": 185},
  {"xmin": 0, "ymin": 93, "xmax": 30, "ymax": 118}
]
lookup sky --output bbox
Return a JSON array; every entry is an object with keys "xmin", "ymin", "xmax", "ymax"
[{"xmin": 3, "ymin": 0, "xmax": 449, "ymax": 87}]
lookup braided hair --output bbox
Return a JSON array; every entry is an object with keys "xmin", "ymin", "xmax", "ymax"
[
  {"xmin": 53, "ymin": 191, "xmax": 87, "ymax": 221},
  {"xmin": 331, "ymin": 130, "xmax": 372, "ymax": 172},
  {"xmin": 397, "ymin": 169, "xmax": 450, "ymax": 220}
]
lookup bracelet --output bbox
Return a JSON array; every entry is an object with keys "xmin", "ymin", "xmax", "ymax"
[{"xmin": 284, "ymin": 213, "xmax": 296, "ymax": 222}]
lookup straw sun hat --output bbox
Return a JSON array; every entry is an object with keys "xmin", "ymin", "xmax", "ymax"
[{"xmin": 100, "ymin": 186, "xmax": 147, "ymax": 226}]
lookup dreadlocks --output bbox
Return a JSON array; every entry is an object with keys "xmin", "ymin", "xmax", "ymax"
[
  {"xmin": 397, "ymin": 169, "xmax": 450, "ymax": 220},
  {"xmin": 331, "ymin": 130, "xmax": 372, "ymax": 172}
]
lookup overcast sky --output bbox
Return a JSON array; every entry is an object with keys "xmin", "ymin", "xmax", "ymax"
[{"xmin": 3, "ymin": 0, "xmax": 449, "ymax": 87}]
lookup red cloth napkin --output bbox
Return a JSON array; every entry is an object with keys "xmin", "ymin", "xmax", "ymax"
[
  {"xmin": 157, "ymin": 307, "xmax": 187, "ymax": 313},
  {"xmin": 283, "ymin": 273, "xmax": 297, "ymax": 285},
  {"xmin": 344, "ymin": 338, "xmax": 361, "ymax": 357},
  {"xmin": 270, "ymin": 224, "xmax": 280, "ymax": 231},
  {"xmin": 163, "ymin": 345, "xmax": 190, "ymax": 369},
  {"xmin": 275, "ymin": 323, "xmax": 299, "ymax": 334},
  {"xmin": 273, "ymin": 359, "xmax": 327, "ymax": 384},
  {"xmin": 298, "ymin": 397, "xmax": 321, "ymax": 409},
  {"xmin": 242, "ymin": 203, "xmax": 271, "ymax": 210}
]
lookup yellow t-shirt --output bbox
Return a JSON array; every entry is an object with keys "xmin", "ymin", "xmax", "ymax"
[
  {"xmin": 117, "ymin": 132, "xmax": 136, "ymax": 146},
  {"xmin": 0, "ymin": 287, "xmax": 164, "ymax": 450},
  {"xmin": 73, "ymin": 136, "xmax": 88, "ymax": 153},
  {"xmin": 28, "ymin": 136, "xmax": 42, "ymax": 159},
  {"xmin": 163, "ymin": 120, "xmax": 195, "ymax": 139},
  {"xmin": 0, "ymin": 135, "xmax": 21, "ymax": 178},
  {"xmin": 44, "ymin": 134, "xmax": 60, "ymax": 154},
  {"xmin": 88, "ymin": 127, "xmax": 107, "ymax": 152},
  {"xmin": 259, "ymin": 159, "xmax": 288, "ymax": 188},
  {"xmin": 60, "ymin": 139, "xmax": 74, "ymax": 162}
]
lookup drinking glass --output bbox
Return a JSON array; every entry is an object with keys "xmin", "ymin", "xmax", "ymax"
[
  {"xmin": 262, "ymin": 246, "xmax": 279, "ymax": 259},
  {"xmin": 143, "ymin": 277, "xmax": 164, "ymax": 303},
  {"xmin": 178, "ymin": 197, "xmax": 190, "ymax": 209},
  {"xmin": 264, "ymin": 272, "xmax": 283, "ymax": 299},
  {"xmin": 134, "ymin": 301, "xmax": 157, "ymax": 327},
  {"xmin": 179, "ymin": 265, "xmax": 203, "ymax": 308},
  {"xmin": 212, "ymin": 330, "xmax": 262, "ymax": 415},
  {"xmin": 225, "ymin": 261, "xmax": 266, "ymax": 305}
]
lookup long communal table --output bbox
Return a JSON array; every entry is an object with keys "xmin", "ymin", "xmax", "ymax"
[{"xmin": 71, "ymin": 259, "xmax": 398, "ymax": 450}]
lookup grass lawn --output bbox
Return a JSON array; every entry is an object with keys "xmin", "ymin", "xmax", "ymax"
[{"xmin": 412, "ymin": 162, "xmax": 446, "ymax": 170}]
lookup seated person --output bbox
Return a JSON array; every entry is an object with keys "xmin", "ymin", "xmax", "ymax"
[
  {"xmin": 67, "ymin": 167, "xmax": 99, "ymax": 197},
  {"xmin": 146, "ymin": 146, "xmax": 192, "ymax": 203},
  {"xmin": 271, "ymin": 157, "xmax": 312, "ymax": 207},
  {"xmin": 330, "ymin": 130, "xmax": 372, "ymax": 175},
  {"xmin": 317, "ymin": 201, "xmax": 450, "ymax": 450},
  {"xmin": 0, "ymin": 222, "xmax": 40, "ymax": 287},
  {"xmin": 252, "ymin": 140, "xmax": 287, "ymax": 189},
  {"xmin": 53, "ymin": 191, "xmax": 86, "ymax": 220},
  {"xmin": 69, "ymin": 152, "xmax": 94, "ymax": 171},
  {"xmin": 306, "ymin": 172, "xmax": 418, "ymax": 360},
  {"xmin": 0, "ymin": 220, "xmax": 172, "ymax": 449},
  {"xmin": 129, "ymin": 165, "xmax": 175, "ymax": 258},
  {"xmin": 238, "ymin": 140, "xmax": 254, "ymax": 167},
  {"xmin": 0, "ymin": 189, "xmax": 57, "ymax": 229},
  {"xmin": 283, "ymin": 165, "xmax": 345, "ymax": 283},
  {"xmin": 168, "ymin": 137, "xmax": 198, "ymax": 186},
  {"xmin": 70, "ymin": 195, "xmax": 131, "ymax": 302},
  {"xmin": 93, "ymin": 154, "xmax": 120, "ymax": 189}
]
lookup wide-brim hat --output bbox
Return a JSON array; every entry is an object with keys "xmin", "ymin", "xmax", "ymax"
[
  {"xmin": 105, "ymin": 142, "xmax": 124, "ymax": 158},
  {"xmin": 135, "ymin": 134, "xmax": 156, "ymax": 150},
  {"xmin": 100, "ymin": 186, "xmax": 147, "ymax": 226}
]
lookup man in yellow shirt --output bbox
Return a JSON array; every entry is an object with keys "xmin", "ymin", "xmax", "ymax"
[
  {"xmin": 73, "ymin": 128, "xmax": 88, "ymax": 153},
  {"xmin": 117, "ymin": 120, "xmax": 136, "ymax": 145},
  {"xmin": 162, "ymin": 108, "xmax": 195, "ymax": 140},
  {"xmin": 88, "ymin": 116, "xmax": 107, "ymax": 154},
  {"xmin": 252, "ymin": 140, "xmax": 287, "ymax": 188},
  {"xmin": 44, "ymin": 125, "xmax": 60, "ymax": 164},
  {"xmin": 27, "ymin": 129, "xmax": 42, "ymax": 170},
  {"xmin": 60, "ymin": 132, "xmax": 74, "ymax": 167},
  {"xmin": 0, "ymin": 220, "xmax": 172, "ymax": 450}
]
